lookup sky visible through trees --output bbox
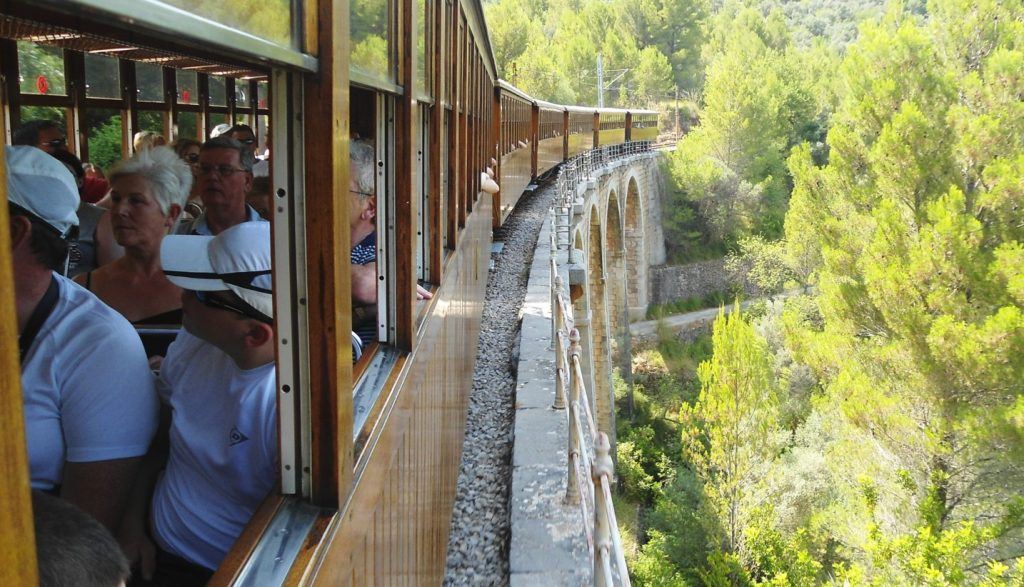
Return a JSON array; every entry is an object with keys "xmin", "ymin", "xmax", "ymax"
[{"xmin": 487, "ymin": 0, "xmax": 1024, "ymax": 583}]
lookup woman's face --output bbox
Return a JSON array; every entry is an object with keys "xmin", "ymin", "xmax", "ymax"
[{"xmin": 109, "ymin": 174, "xmax": 178, "ymax": 250}]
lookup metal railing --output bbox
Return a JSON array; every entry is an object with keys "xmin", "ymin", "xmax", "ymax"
[
  {"xmin": 549, "ymin": 226, "xmax": 631, "ymax": 586},
  {"xmin": 553, "ymin": 141, "xmax": 652, "ymax": 249}
]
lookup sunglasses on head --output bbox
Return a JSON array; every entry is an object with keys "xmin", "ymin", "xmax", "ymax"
[{"xmin": 192, "ymin": 290, "xmax": 271, "ymax": 324}]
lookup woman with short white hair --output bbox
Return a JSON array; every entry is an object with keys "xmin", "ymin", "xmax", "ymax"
[{"xmin": 75, "ymin": 146, "xmax": 191, "ymax": 326}]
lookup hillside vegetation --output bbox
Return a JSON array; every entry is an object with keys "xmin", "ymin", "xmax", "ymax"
[{"xmin": 612, "ymin": 0, "xmax": 1024, "ymax": 584}]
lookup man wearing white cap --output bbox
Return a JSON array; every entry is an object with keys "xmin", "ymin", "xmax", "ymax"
[
  {"xmin": 5, "ymin": 145, "xmax": 158, "ymax": 532},
  {"xmin": 121, "ymin": 221, "xmax": 277, "ymax": 582}
]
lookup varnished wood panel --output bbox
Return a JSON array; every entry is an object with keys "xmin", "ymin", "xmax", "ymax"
[
  {"xmin": 305, "ymin": 191, "xmax": 492, "ymax": 585},
  {"xmin": 0, "ymin": 97, "xmax": 41, "ymax": 587},
  {"xmin": 598, "ymin": 128, "xmax": 626, "ymax": 147},
  {"xmin": 395, "ymin": 0, "xmax": 416, "ymax": 352},
  {"xmin": 499, "ymin": 148, "xmax": 530, "ymax": 224},
  {"xmin": 567, "ymin": 131, "xmax": 593, "ymax": 157},
  {"xmin": 536, "ymin": 136, "xmax": 562, "ymax": 178},
  {"xmin": 303, "ymin": 0, "xmax": 353, "ymax": 506}
]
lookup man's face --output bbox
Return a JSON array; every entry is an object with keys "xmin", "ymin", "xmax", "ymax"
[
  {"xmin": 348, "ymin": 162, "xmax": 375, "ymax": 233},
  {"xmin": 197, "ymin": 148, "xmax": 251, "ymax": 218},
  {"xmin": 181, "ymin": 288, "xmax": 244, "ymax": 349},
  {"xmin": 230, "ymin": 129, "xmax": 258, "ymax": 159},
  {"xmin": 37, "ymin": 127, "xmax": 67, "ymax": 154}
]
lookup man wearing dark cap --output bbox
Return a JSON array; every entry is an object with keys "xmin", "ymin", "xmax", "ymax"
[
  {"xmin": 119, "ymin": 221, "xmax": 277, "ymax": 583},
  {"xmin": 5, "ymin": 145, "xmax": 158, "ymax": 533}
]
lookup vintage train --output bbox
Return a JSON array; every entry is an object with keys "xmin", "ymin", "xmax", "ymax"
[{"xmin": 0, "ymin": 0, "xmax": 656, "ymax": 582}]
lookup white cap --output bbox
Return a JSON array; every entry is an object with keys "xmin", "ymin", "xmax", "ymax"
[
  {"xmin": 209, "ymin": 123, "xmax": 233, "ymax": 139},
  {"xmin": 5, "ymin": 145, "xmax": 80, "ymax": 238},
  {"xmin": 161, "ymin": 222, "xmax": 273, "ymax": 322}
]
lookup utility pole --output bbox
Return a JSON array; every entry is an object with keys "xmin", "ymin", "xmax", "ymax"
[
  {"xmin": 596, "ymin": 53, "xmax": 604, "ymax": 108},
  {"xmin": 674, "ymin": 85, "xmax": 680, "ymax": 137}
]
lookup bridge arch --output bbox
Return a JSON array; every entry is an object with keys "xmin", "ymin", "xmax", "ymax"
[
  {"xmin": 624, "ymin": 175, "xmax": 647, "ymax": 320},
  {"xmin": 586, "ymin": 204, "xmax": 613, "ymax": 436}
]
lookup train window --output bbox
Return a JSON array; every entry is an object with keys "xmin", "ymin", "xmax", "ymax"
[
  {"xmin": 84, "ymin": 108, "xmax": 122, "ymax": 170},
  {"xmin": 257, "ymin": 80, "xmax": 269, "ymax": 109},
  {"xmin": 175, "ymin": 111, "xmax": 199, "ymax": 141},
  {"xmin": 234, "ymin": 81, "xmax": 249, "ymax": 112},
  {"xmin": 416, "ymin": 104, "xmax": 431, "ymax": 285},
  {"xmin": 416, "ymin": 0, "xmax": 430, "ymax": 98},
  {"xmin": 351, "ymin": 0, "xmax": 394, "ymax": 83},
  {"xmin": 153, "ymin": 0, "xmax": 294, "ymax": 46},
  {"xmin": 176, "ymin": 69, "xmax": 197, "ymax": 105},
  {"xmin": 137, "ymin": 110, "xmax": 164, "ymax": 136},
  {"xmin": 17, "ymin": 41, "xmax": 66, "ymax": 96},
  {"xmin": 84, "ymin": 53, "xmax": 120, "ymax": 100},
  {"xmin": 209, "ymin": 112, "xmax": 230, "ymax": 133},
  {"xmin": 135, "ymin": 62, "xmax": 164, "ymax": 103},
  {"xmin": 208, "ymin": 75, "xmax": 228, "ymax": 107}
]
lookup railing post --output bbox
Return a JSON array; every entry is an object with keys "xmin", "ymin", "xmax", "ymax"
[
  {"xmin": 553, "ymin": 274, "xmax": 566, "ymax": 411},
  {"xmin": 593, "ymin": 432, "xmax": 614, "ymax": 587},
  {"xmin": 565, "ymin": 328, "xmax": 582, "ymax": 505}
]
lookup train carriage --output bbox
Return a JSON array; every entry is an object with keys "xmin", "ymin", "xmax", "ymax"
[{"xmin": 0, "ymin": 0, "xmax": 656, "ymax": 583}]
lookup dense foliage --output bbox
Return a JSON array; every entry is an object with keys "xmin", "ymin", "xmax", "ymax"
[
  {"xmin": 483, "ymin": 0, "xmax": 705, "ymax": 105},
  {"xmin": 618, "ymin": 0, "xmax": 1024, "ymax": 584}
]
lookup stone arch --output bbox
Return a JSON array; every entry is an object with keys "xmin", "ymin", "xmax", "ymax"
[
  {"xmin": 624, "ymin": 175, "xmax": 647, "ymax": 320},
  {"xmin": 586, "ymin": 204, "xmax": 614, "ymax": 438},
  {"xmin": 604, "ymin": 190, "xmax": 627, "ymax": 364}
]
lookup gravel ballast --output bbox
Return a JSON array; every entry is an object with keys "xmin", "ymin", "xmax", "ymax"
[{"xmin": 443, "ymin": 184, "xmax": 555, "ymax": 585}]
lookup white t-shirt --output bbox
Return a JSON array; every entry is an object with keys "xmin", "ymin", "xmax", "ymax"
[
  {"xmin": 252, "ymin": 158, "xmax": 269, "ymax": 178},
  {"xmin": 22, "ymin": 273, "xmax": 158, "ymax": 490},
  {"xmin": 151, "ymin": 330, "xmax": 278, "ymax": 571}
]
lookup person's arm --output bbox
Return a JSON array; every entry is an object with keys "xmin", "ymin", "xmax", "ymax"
[
  {"xmin": 351, "ymin": 261, "xmax": 378, "ymax": 305},
  {"xmin": 117, "ymin": 404, "xmax": 171, "ymax": 579},
  {"xmin": 61, "ymin": 457, "xmax": 143, "ymax": 533}
]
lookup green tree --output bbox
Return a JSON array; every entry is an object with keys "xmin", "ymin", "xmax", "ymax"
[
  {"xmin": 680, "ymin": 305, "xmax": 779, "ymax": 554},
  {"xmin": 782, "ymin": 3, "xmax": 1024, "ymax": 578}
]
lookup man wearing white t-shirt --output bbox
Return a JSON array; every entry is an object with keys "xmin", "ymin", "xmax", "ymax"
[
  {"xmin": 5, "ymin": 145, "xmax": 158, "ymax": 533},
  {"xmin": 120, "ymin": 221, "xmax": 277, "ymax": 584}
]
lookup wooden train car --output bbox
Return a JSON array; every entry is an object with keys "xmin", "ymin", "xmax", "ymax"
[
  {"xmin": 0, "ymin": 0, "xmax": 657, "ymax": 584},
  {"xmin": 493, "ymin": 81, "xmax": 658, "ymax": 227}
]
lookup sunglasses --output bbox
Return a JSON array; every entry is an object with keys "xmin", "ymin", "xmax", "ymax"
[
  {"xmin": 40, "ymin": 137, "xmax": 67, "ymax": 149},
  {"xmin": 193, "ymin": 290, "xmax": 271, "ymax": 324},
  {"xmin": 184, "ymin": 153, "xmax": 200, "ymax": 164},
  {"xmin": 197, "ymin": 164, "xmax": 248, "ymax": 177},
  {"xmin": 236, "ymin": 138, "xmax": 256, "ymax": 145}
]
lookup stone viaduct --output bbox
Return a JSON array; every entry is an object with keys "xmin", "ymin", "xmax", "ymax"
[
  {"xmin": 509, "ymin": 146, "xmax": 665, "ymax": 584},
  {"xmin": 559, "ymin": 147, "xmax": 666, "ymax": 449}
]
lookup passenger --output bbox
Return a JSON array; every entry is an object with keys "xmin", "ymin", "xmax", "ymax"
[
  {"xmin": 81, "ymin": 162, "xmax": 110, "ymax": 204},
  {"xmin": 208, "ymin": 122, "xmax": 232, "ymax": 139},
  {"xmin": 247, "ymin": 175, "xmax": 272, "ymax": 221},
  {"xmin": 132, "ymin": 131, "xmax": 166, "ymax": 153},
  {"xmin": 171, "ymin": 138, "xmax": 203, "ymax": 219},
  {"xmin": 227, "ymin": 124, "xmax": 268, "ymax": 177},
  {"xmin": 120, "ymin": 222, "xmax": 277, "ymax": 583},
  {"xmin": 48, "ymin": 149, "xmax": 117, "ymax": 277},
  {"xmin": 13, "ymin": 119, "xmax": 67, "ymax": 154},
  {"xmin": 348, "ymin": 139, "xmax": 431, "ymax": 346},
  {"xmin": 74, "ymin": 147, "xmax": 190, "ymax": 326},
  {"xmin": 176, "ymin": 136, "xmax": 265, "ymax": 236},
  {"xmin": 32, "ymin": 491, "xmax": 130, "ymax": 587},
  {"xmin": 6, "ymin": 145, "xmax": 157, "ymax": 533}
]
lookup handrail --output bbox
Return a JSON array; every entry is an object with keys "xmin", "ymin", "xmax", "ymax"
[{"xmin": 549, "ymin": 193, "xmax": 632, "ymax": 585}]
